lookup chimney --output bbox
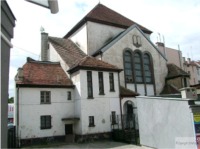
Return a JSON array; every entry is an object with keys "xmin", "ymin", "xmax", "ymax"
[
  {"xmin": 156, "ymin": 42, "xmax": 167, "ymax": 58},
  {"xmin": 41, "ymin": 32, "xmax": 49, "ymax": 61},
  {"xmin": 187, "ymin": 58, "xmax": 191, "ymax": 64},
  {"xmin": 183, "ymin": 57, "xmax": 186, "ymax": 63},
  {"xmin": 16, "ymin": 68, "xmax": 23, "ymax": 81}
]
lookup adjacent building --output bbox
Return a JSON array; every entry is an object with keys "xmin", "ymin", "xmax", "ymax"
[{"xmin": 1, "ymin": 1, "xmax": 16, "ymax": 148}]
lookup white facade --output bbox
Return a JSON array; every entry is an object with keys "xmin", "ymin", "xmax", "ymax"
[
  {"xmin": 16, "ymin": 87, "xmax": 74, "ymax": 139},
  {"xmin": 71, "ymin": 70, "xmax": 121, "ymax": 134}
]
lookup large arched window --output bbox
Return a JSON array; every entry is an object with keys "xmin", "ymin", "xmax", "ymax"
[
  {"xmin": 143, "ymin": 53, "xmax": 153, "ymax": 83},
  {"xmin": 134, "ymin": 52, "xmax": 143, "ymax": 83},
  {"xmin": 124, "ymin": 51, "xmax": 133, "ymax": 83}
]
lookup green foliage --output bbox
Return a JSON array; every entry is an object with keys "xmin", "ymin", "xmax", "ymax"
[{"xmin": 8, "ymin": 97, "xmax": 14, "ymax": 103}]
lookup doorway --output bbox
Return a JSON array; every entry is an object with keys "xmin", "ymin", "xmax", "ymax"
[{"xmin": 65, "ymin": 124, "xmax": 73, "ymax": 135}]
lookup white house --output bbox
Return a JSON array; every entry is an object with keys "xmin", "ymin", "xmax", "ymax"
[{"xmin": 15, "ymin": 3, "xmax": 168, "ymax": 146}]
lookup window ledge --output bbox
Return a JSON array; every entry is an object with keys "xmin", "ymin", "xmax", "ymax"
[
  {"xmin": 88, "ymin": 125, "xmax": 95, "ymax": 127},
  {"xmin": 40, "ymin": 103, "xmax": 51, "ymax": 104},
  {"xmin": 110, "ymin": 90, "xmax": 115, "ymax": 92},
  {"xmin": 87, "ymin": 97, "xmax": 94, "ymax": 99},
  {"xmin": 99, "ymin": 93, "xmax": 105, "ymax": 95}
]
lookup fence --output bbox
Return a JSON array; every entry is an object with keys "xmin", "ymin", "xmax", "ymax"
[{"xmin": 8, "ymin": 126, "xmax": 17, "ymax": 148}]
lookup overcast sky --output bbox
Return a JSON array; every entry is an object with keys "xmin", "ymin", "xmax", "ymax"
[{"xmin": 7, "ymin": 0, "xmax": 200, "ymax": 97}]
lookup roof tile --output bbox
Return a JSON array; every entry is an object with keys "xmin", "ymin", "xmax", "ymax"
[
  {"xmin": 16, "ymin": 61, "xmax": 73, "ymax": 86},
  {"xmin": 68, "ymin": 56, "xmax": 121, "ymax": 73},
  {"xmin": 65, "ymin": 4, "xmax": 152, "ymax": 38},
  {"xmin": 49, "ymin": 37, "xmax": 86, "ymax": 67}
]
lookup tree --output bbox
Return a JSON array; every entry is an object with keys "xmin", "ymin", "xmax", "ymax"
[{"xmin": 8, "ymin": 97, "xmax": 14, "ymax": 103}]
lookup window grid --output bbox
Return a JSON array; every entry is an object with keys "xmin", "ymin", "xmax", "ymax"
[
  {"xmin": 109, "ymin": 73, "xmax": 115, "ymax": 91},
  {"xmin": 98, "ymin": 72, "xmax": 104, "ymax": 95},
  {"xmin": 41, "ymin": 91, "xmax": 51, "ymax": 104},
  {"xmin": 124, "ymin": 51, "xmax": 133, "ymax": 83},
  {"xmin": 111, "ymin": 111, "xmax": 117, "ymax": 124},
  {"xmin": 134, "ymin": 52, "xmax": 143, "ymax": 83},
  {"xmin": 87, "ymin": 71, "xmax": 93, "ymax": 98},
  {"xmin": 41, "ymin": 115, "xmax": 51, "ymax": 129},
  {"xmin": 143, "ymin": 54, "xmax": 152, "ymax": 83},
  {"xmin": 89, "ymin": 116, "xmax": 95, "ymax": 127},
  {"xmin": 67, "ymin": 91, "xmax": 71, "ymax": 100}
]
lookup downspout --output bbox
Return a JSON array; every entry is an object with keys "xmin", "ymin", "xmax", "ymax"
[
  {"xmin": 16, "ymin": 86, "xmax": 20, "ymax": 147},
  {"xmin": 118, "ymin": 72, "xmax": 123, "ymax": 129}
]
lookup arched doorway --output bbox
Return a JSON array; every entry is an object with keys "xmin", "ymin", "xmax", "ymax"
[{"xmin": 123, "ymin": 101, "xmax": 135, "ymax": 129}]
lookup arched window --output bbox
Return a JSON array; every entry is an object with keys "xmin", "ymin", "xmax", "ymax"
[
  {"xmin": 143, "ymin": 53, "xmax": 153, "ymax": 83},
  {"xmin": 134, "ymin": 52, "xmax": 143, "ymax": 83},
  {"xmin": 124, "ymin": 51, "xmax": 133, "ymax": 83}
]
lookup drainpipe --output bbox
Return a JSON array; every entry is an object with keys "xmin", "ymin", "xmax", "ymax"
[
  {"xmin": 118, "ymin": 72, "xmax": 124, "ymax": 129},
  {"xmin": 16, "ymin": 86, "xmax": 20, "ymax": 147}
]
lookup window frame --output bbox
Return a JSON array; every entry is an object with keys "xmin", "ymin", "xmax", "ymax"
[
  {"xmin": 111, "ymin": 111, "xmax": 117, "ymax": 124},
  {"xmin": 143, "ymin": 53, "xmax": 153, "ymax": 84},
  {"xmin": 67, "ymin": 91, "xmax": 71, "ymax": 100},
  {"xmin": 133, "ymin": 51, "xmax": 144, "ymax": 83},
  {"xmin": 124, "ymin": 50, "xmax": 134, "ymax": 83},
  {"xmin": 87, "ymin": 71, "xmax": 93, "ymax": 99},
  {"xmin": 88, "ymin": 116, "xmax": 95, "ymax": 127},
  {"xmin": 109, "ymin": 73, "xmax": 115, "ymax": 92},
  {"xmin": 40, "ymin": 91, "xmax": 51, "ymax": 104},
  {"xmin": 40, "ymin": 115, "xmax": 51, "ymax": 129},
  {"xmin": 98, "ymin": 72, "xmax": 105, "ymax": 95}
]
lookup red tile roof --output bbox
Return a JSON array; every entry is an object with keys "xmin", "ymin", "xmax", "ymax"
[
  {"xmin": 120, "ymin": 86, "xmax": 139, "ymax": 97},
  {"xmin": 16, "ymin": 60, "xmax": 73, "ymax": 87},
  {"xmin": 68, "ymin": 56, "xmax": 122, "ymax": 73},
  {"xmin": 49, "ymin": 37, "xmax": 86, "ymax": 67},
  {"xmin": 64, "ymin": 4, "xmax": 152, "ymax": 38}
]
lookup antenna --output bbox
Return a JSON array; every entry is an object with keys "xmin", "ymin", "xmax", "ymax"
[
  {"xmin": 158, "ymin": 33, "xmax": 161, "ymax": 42},
  {"xmin": 191, "ymin": 46, "xmax": 193, "ymax": 60}
]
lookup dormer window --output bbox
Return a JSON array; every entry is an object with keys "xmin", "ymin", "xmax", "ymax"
[{"xmin": 133, "ymin": 35, "xmax": 142, "ymax": 48}]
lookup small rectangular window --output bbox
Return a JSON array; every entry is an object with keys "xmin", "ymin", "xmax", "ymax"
[
  {"xmin": 109, "ymin": 73, "xmax": 115, "ymax": 91},
  {"xmin": 67, "ymin": 91, "xmax": 71, "ymax": 100},
  {"xmin": 111, "ymin": 111, "xmax": 117, "ymax": 124},
  {"xmin": 98, "ymin": 72, "xmax": 104, "ymax": 95},
  {"xmin": 89, "ymin": 116, "xmax": 95, "ymax": 127},
  {"xmin": 41, "ymin": 115, "xmax": 51, "ymax": 129},
  {"xmin": 87, "ymin": 71, "xmax": 93, "ymax": 98},
  {"xmin": 41, "ymin": 91, "xmax": 51, "ymax": 104}
]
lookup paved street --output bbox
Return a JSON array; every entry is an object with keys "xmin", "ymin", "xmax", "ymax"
[{"xmin": 54, "ymin": 141, "xmax": 152, "ymax": 149}]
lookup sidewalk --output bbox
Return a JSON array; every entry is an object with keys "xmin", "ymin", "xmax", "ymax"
[{"xmin": 57, "ymin": 141, "xmax": 151, "ymax": 149}]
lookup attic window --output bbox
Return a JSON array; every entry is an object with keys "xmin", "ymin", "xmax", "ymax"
[{"xmin": 132, "ymin": 35, "xmax": 142, "ymax": 48}]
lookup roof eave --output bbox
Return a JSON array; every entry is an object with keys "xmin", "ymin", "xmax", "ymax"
[
  {"xmin": 16, "ymin": 84, "xmax": 75, "ymax": 88},
  {"xmin": 166, "ymin": 74, "xmax": 190, "ymax": 80},
  {"xmin": 68, "ymin": 66, "xmax": 122, "ymax": 74}
]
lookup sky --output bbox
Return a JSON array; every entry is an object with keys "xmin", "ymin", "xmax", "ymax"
[{"xmin": 7, "ymin": 0, "xmax": 200, "ymax": 97}]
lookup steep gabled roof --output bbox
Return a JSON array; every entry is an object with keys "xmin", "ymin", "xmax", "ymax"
[
  {"xmin": 68, "ymin": 56, "xmax": 122, "ymax": 74},
  {"xmin": 64, "ymin": 4, "xmax": 152, "ymax": 38},
  {"xmin": 49, "ymin": 37, "xmax": 86, "ymax": 67},
  {"xmin": 16, "ymin": 60, "xmax": 73, "ymax": 87},
  {"xmin": 166, "ymin": 64, "xmax": 190, "ymax": 80}
]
